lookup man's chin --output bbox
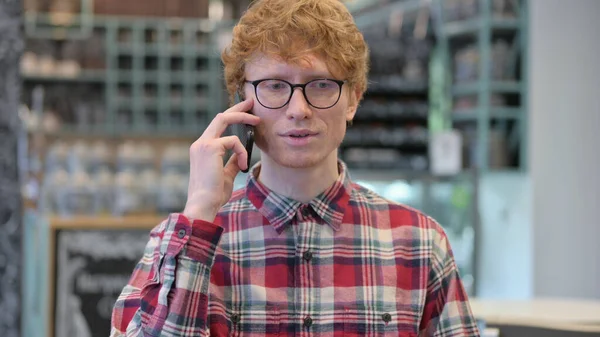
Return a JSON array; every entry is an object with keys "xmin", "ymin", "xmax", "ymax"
[
  {"xmin": 276, "ymin": 155, "xmax": 321, "ymax": 169},
  {"xmin": 261, "ymin": 151, "xmax": 325, "ymax": 170}
]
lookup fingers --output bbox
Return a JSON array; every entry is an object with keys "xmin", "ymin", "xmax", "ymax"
[
  {"xmin": 219, "ymin": 135, "xmax": 248, "ymax": 170},
  {"xmin": 202, "ymin": 99, "xmax": 260, "ymax": 139},
  {"xmin": 223, "ymin": 98, "xmax": 254, "ymax": 114},
  {"xmin": 223, "ymin": 153, "xmax": 242, "ymax": 180}
]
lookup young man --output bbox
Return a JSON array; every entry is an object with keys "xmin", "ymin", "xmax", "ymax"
[{"xmin": 111, "ymin": 0, "xmax": 480, "ymax": 336}]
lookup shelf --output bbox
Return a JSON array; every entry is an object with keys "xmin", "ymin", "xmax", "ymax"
[
  {"xmin": 353, "ymin": 0, "xmax": 427, "ymax": 29},
  {"xmin": 40, "ymin": 125, "xmax": 200, "ymax": 138},
  {"xmin": 341, "ymin": 142, "xmax": 428, "ymax": 150},
  {"xmin": 487, "ymin": 167, "xmax": 528, "ymax": 175},
  {"xmin": 143, "ymin": 71, "xmax": 166, "ymax": 82},
  {"xmin": 452, "ymin": 107, "xmax": 523, "ymax": 122},
  {"xmin": 22, "ymin": 12, "xmax": 228, "ymax": 148},
  {"xmin": 112, "ymin": 70, "xmax": 210, "ymax": 83},
  {"xmin": 191, "ymin": 47, "xmax": 218, "ymax": 58},
  {"xmin": 190, "ymin": 71, "xmax": 212, "ymax": 84},
  {"xmin": 452, "ymin": 81, "xmax": 522, "ymax": 96},
  {"xmin": 142, "ymin": 98, "xmax": 161, "ymax": 108},
  {"xmin": 115, "ymin": 44, "xmax": 139, "ymax": 54},
  {"xmin": 22, "ymin": 70, "xmax": 106, "ymax": 83},
  {"xmin": 491, "ymin": 18, "xmax": 521, "ymax": 30},
  {"xmin": 115, "ymin": 99, "xmax": 132, "ymax": 108},
  {"xmin": 25, "ymin": 12, "xmax": 91, "ymax": 26},
  {"xmin": 345, "ymin": 0, "xmax": 377, "ymax": 13},
  {"xmin": 444, "ymin": 18, "xmax": 520, "ymax": 37},
  {"xmin": 367, "ymin": 77, "xmax": 429, "ymax": 94},
  {"xmin": 50, "ymin": 214, "xmax": 166, "ymax": 229},
  {"xmin": 145, "ymin": 45, "xmax": 194, "ymax": 56},
  {"xmin": 115, "ymin": 45, "xmax": 215, "ymax": 58},
  {"xmin": 439, "ymin": 2, "xmax": 528, "ymax": 172},
  {"xmin": 353, "ymin": 113, "xmax": 429, "ymax": 122},
  {"xmin": 349, "ymin": 168, "xmax": 475, "ymax": 182}
]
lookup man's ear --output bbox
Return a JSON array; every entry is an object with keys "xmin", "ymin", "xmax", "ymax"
[{"xmin": 346, "ymin": 85, "xmax": 362, "ymax": 121}]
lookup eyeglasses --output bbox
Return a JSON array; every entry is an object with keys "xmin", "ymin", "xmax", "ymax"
[{"xmin": 245, "ymin": 78, "xmax": 346, "ymax": 109}]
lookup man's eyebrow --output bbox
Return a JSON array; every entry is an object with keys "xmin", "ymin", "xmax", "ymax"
[
  {"xmin": 304, "ymin": 73, "xmax": 334, "ymax": 79},
  {"xmin": 251, "ymin": 72, "xmax": 334, "ymax": 81}
]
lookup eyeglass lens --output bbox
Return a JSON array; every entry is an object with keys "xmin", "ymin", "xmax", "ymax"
[{"xmin": 255, "ymin": 79, "xmax": 341, "ymax": 109}]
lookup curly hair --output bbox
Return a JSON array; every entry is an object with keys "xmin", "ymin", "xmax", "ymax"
[{"xmin": 221, "ymin": 0, "xmax": 369, "ymax": 104}]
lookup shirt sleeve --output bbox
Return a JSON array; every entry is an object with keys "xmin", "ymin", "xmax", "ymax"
[
  {"xmin": 419, "ymin": 219, "xmax": 481, "ymax": 337},
  {"xmin": 110, "ymin": 213, "xmax": 224, "ymax": 337}
]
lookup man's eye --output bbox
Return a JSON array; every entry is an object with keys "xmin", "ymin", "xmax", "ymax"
[
  {"xmin": 261, "ymin": 81, "xmax": 287, "ymax": 91},
  {"xmin": 311, "ymin": 80, "xmax": 333, "ymax": 89},
  {"xmin": 268, "ymin": 83, "xmax": 284, "ymax": 90}
]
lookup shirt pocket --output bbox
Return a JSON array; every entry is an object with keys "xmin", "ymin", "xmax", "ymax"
[
  {"xmin": 230, "ymin": 303, "xmax": 281, "ymax": 337},
  {"xmin": 342, "ymin": 305, "xmax": 418, "ymax": 337}
]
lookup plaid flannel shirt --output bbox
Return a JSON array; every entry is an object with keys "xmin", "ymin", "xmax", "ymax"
[{"xmin": 111, "ymin": 161, "xmax": 480, "ymax": 336}]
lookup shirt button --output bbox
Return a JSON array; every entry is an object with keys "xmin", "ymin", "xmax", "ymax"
[
  {"xmin": 177, "ymin": 228, "xmax": 187, "ymax": 239},
  {"xmin": 303, "ymin": 315, "xmax": 313, "ymax": 328},
  {"xmin": 382, "ymin": 313, "xmax": 392, "ymax": 323},
  {"xmin": 302, "ymin": 251, "xmax": 313, "ymax": 262},
  {"xmin": 231, "ymin": 313, "xmax": 240, "ymax": 324},
  {"xmin": 301, "ymin": 207, "xmax": 311, "ymax": 217}
]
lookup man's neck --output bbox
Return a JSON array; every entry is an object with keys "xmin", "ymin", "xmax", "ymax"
[{"xmin": 256, "ymin": 152, "xmax": 340, "ymax": 204}]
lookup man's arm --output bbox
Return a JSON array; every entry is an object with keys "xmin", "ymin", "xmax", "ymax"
[
  {"xmin": 110, "ymin": 214, "xmax": 223, "ymax": 337},
  {"xmin": 419, "ymin": 221, "xmax": 480, "ymax": 337}
]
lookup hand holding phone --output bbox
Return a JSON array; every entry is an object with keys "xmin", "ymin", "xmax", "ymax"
[
  {"xmin": 183, "ymin": 98, "xmax": 259, "ymax": 222},
  {"xmin": 225, "ymin": 93, "xmax": 255, "ymax": 173}
]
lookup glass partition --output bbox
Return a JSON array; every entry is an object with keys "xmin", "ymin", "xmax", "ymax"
[{"xmin": 351, "ymin": 170, "xmax": 478, "ymax": 296}]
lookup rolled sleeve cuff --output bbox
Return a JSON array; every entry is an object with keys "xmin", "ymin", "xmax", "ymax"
[
  {"xmin": 186, "ymin": 218, "xmax": 224, "ymax": 266},
  {"xmin": 159, "ymin": 213, "xmax": 224, "ymax": 267}
]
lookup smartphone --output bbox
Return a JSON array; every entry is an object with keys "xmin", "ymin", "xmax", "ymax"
[{"xmin": 225, "ymin": 93, "xmax": 254, "ymax": 173}]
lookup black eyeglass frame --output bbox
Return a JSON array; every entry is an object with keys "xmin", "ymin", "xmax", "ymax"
[{"xmin": 245, "ymin": 78, "xmax": 347, "ymax": 109}]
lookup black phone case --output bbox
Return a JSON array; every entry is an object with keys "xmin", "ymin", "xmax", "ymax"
[
  {"xmin": 225, "ymin": 93, "xmax": 254, "ymax": 173},
  {"xmin": 234, "ymin": 123, "xmax": 254, "ymax": 173}
]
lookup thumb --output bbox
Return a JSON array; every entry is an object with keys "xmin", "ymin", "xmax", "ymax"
[{"xmin": 223, "ymin": 153, "xmax": 242, "ymax": 181}]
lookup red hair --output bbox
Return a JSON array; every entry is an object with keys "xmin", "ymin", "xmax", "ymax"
[{"xmin": 221, "ymin": 0, "xmax": 369, "ymax": 103}]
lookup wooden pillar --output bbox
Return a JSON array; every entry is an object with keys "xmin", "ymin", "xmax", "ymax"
[{"xmin": 0, "ymin": 0, "xmax": 23, "ymax": 335}]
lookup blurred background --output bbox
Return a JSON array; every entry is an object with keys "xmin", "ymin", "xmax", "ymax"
[{"xmin": 0, "ymin": 0, "xmax": 598, "ymax": 336}]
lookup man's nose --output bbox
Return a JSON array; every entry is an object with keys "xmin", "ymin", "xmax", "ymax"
[{"xmin": 285, "ymin": 88, "xmax": 313, "ymax": 120}]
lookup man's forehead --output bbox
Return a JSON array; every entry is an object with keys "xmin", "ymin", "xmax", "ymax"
[
  {"xmin": 248, "ymin": 53, "xmax": 325, "ymax": 69},
  {"xmin": 245, "ymin": 53, "xmax": 337, "ymax": 78}
]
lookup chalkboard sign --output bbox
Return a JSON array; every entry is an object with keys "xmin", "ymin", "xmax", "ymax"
[{"xmin": 53, "ymin": 229, "xmax": 150, "ymax": 337}]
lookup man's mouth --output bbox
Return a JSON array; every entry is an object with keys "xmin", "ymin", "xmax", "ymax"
[
  {"xmin": 280, "ymin": 130, "xmax": 318, "ymax": 146},
  {"xmin": 282, "ymin": 129, "xmax": 317, "ymax": 138}
]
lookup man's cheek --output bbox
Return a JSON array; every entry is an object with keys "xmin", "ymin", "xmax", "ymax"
[{"xmin": 253, "ymin": 124, "xmax": 269, "ymax": 150}]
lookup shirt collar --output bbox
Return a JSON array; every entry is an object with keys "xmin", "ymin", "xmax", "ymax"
[{"xmin": 245, "ymin": 160, "xmax": 353, "ymax": 234}]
